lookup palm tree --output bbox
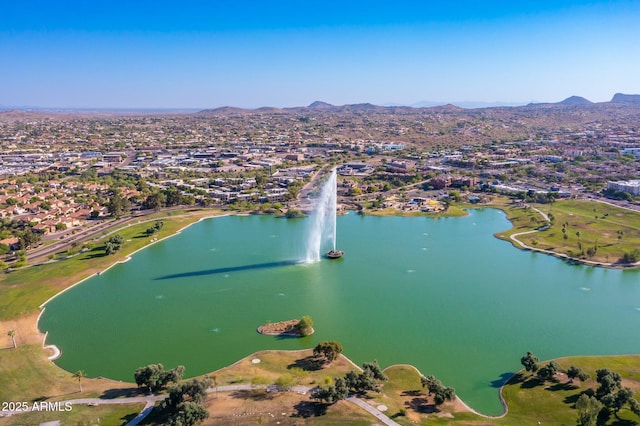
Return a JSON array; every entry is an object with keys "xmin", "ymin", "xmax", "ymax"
[
  {"xmin": 73, "ymin": 370, "xmax": 86, "ymax": 393},
  {"xmin": 7, "ymin": 330, "xmax": 16, "ymax": 348}
]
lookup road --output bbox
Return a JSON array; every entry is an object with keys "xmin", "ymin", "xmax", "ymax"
[{"xmin": 21, "ymin": 206, "xmax": 204, "ymax": 266}]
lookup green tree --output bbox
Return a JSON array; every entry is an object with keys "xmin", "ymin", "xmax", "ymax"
[
  {"xmin": 313, "ymin": 377, "xmax": 349, "ymax": 404},
  {"xmin": 285, "ymin": 209, "xmax": 306, "ymax": 219},
  {"xmin": 145, "ymin": 220, "xmax": 164, "ymax": 236},
  {"xmin": 576, "ymin": 394, "xmax": 602, "ymax": 426},
  {"xmin": 609, "ymin": 387, "xmax": 635, "ymax": 414},
  {"xmin": 163, "ymin": 376, "xmax": 213, "ymax": 411},
  {"xmin": 17, "ymin": 227, "xmax": 41, "ymax": 250},
  {"xmin": 165, "ymin": 186, "xmax": 185, "ymax": 207},
  {"xmin": 596, "ymin": 368, "xmax": 622, "ymax": 401},
  {"xmin": 107, "ymin": 190, "xmax": 131, "ymax": 218},
  {"xmin": 296, "ymin": 315, "xmax": 313, "ymax": 336},
  {"xmin": 313, "ymin": 341, "xmax": 343, "ymax": 365},
  {"xmin": 537, "ymin": 361, "xmax": 561, "ymax": 381},
  {"xmin": 167, "ymin": 401, "xmax": 209, "ymax": 426},
  {"xmin": 344, "ymin": 370, "xmax": 360, "ymax": 392},
  {"xmin": 567, "ymin": 365, "xmax": 590, "ymax": 383},
  {"xmin": 143, "ymin": 192, "xmax": 167, "ymax": 211},
  {"xmin": 135, "ymin": 364, "xmax": 185, "ymax": 393},
  {"xmin": 420, "ymin": 375, "xmax": 455, "ymax": 405},
  {"xmin": 333, "ymin": 376, "xmax": 349, "ymax": 400},
  {"xmin": 352, "ymin": 369, "xmax": 378, "ymax": 393},
  {"xmin": 620, "ymin": 249, "xmax": 640, "ymax": 264},
  {"xmin": 362, "ymin": 360, "xmax": 387, "ymax": 381},
  {"xmin": 104, "ymin": 234, "xmax": 125, "ymax": 255},
  {"xmin": 162, "ymin": 377, "xmax": 212, "ymax": 426},
  {"xmin": 520, "ymin": 351, "xmax": 540, "ymax": 373},
  {"xmin": 135, "ymin": 364, "xmax": 164, "ymax": 391}
]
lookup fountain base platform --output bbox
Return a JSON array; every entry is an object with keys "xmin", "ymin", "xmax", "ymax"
[{"xmin": 326, "ymin": 250, "xmax": 344, "ymax": 259}]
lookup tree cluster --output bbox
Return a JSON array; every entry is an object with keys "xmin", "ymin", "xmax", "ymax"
[
  {"xmin": 106, "ymin": 189, "xmax": 131, "ymax": 218},
  {"xmin": 519, "ymin": 353, "xmax": 640, "ymax": 425},
  {"xmin": 620, "ymin": 248, "xmax": 640, "ymax": 264},
  {"xmin": 104, "ymin": 234, "xmax": 125, "ymax": 255},
  {"xmin": 594, "ymin": 368, "xmax": 640, "ymax": 417},
  {"xmin": 162, "ymin": 376, "xmax": 212, "ymax": 426},
  {"xmin": 296, "ymin": 315, "xmax": 313, "ymax": 336},
  {"xmin": 142, "ymin": 187, "xmax": 196, "ymax": 211},
  {"xmin": 285, "ymin": 208, "xmax": 306, "ymax": 219},
  {"xmin": 145, "ymin": 220, "xmax": 164, "ymax": 236},
  {"xmin": 420, "ymin": 375, "xmax": 456, "ymax": 405},
  {"xmin": 134, "ymin": 363, "xmax": 185, "ymax": 392},
  {"xmin": 521, "ymin": 351, "xmax": 590, "ymax": 384},
  {"xmin": 313, "ymin": 377, "xmax": 348, "ymax": 403},
  {"xmin": 520, "ymin": 351, "xmax": 540, "ymax": 372},
  {"xmin": 312, "ymin": 360, "xmax": 388, "ymax": 404},
  {"xmin": 567, "ymin": 365, "xmax": 590, "ymax": 383},
  {"xmin": 313, "ymin": 341, "xmax": 343, "ymax": 365},
  {"xmin": 536, "ymin": 360, "xmax": 561, "ymax": 381}
]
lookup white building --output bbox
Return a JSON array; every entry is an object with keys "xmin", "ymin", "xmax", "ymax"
[{"xmin": 607, "ymin": 180, "xmax": 640, "ymax": 196}]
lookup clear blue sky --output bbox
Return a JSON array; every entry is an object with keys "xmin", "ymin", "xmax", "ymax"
[{"xmin": 2, "ymin": 0, "xmax": 639, "ymax": 108}]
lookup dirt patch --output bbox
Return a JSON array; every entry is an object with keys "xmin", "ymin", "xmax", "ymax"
[
  {"xmin": 203, "ymin": 390, "xmax": 364, "ymax": 425},
  {"xmin": 257, "ymin": 319, "xmax": 313, "ymax": 337},
  {"xmin": 392, "ymin": 389, "xmax": 468, "ymax": 422},
  {"xmin": 0, "ymin": 312, "xmax": 44, "ymax": 348}
]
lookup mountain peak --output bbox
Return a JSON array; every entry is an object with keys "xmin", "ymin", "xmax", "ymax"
[
  {"xmin": 559, "ymin": 96, "xmax": 592, "ymax": 106},
  {"xmin": 308, "ymin": 101, "xmax": 334, "ymax": 108},
  {"xmin": 611, "ymin": 93, "xmax": 640, "ymax": 104}
]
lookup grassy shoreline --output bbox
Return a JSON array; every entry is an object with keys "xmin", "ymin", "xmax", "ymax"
[{"xmin": 3, "ymin": 203, "xmax": 640, "ymax": 424}]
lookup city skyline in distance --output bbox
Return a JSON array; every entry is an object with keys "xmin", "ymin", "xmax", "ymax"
[{"xmin": 2, "ymin": 0, "xmax": 639, "ymax": 109}]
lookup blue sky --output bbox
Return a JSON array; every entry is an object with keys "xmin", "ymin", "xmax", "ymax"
[{"xmin": 2, "ymin": 1, "xmax": 639, "ymax": 108}]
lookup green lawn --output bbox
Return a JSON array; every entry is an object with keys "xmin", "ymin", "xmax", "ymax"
[
  {"xmin": 378, "ymin": 357, "xmax": 640, "ymax": 425},
  {"xmin": 0, "ymin": 402, "xmax": 145, "ymax": 426},
  {"xmin": 492, "ymin": 199, "xmax": 640, "ymax": 265},
  {"xmin": 499, "ymin": 356, "xmax": 640, "ymax": 425}
]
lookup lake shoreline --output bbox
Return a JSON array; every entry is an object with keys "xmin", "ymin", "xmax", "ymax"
[{"xmin": 6, "ymin": 204, "xmax": 639, "ymax": 420}]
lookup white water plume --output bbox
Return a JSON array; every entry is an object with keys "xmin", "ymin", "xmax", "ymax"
[{"xmin": 303, "ymin": 169, "xmax": 337, "ymax": 262}]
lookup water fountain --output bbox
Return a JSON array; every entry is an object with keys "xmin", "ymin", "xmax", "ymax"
[{"xmin": 303, "ymin": 168, "xmax": 343, "ymax": 262}]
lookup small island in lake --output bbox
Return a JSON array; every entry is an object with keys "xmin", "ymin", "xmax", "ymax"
[{"xmin": 257, "ymin": 316, "xmax": 314, "ymax": 337}]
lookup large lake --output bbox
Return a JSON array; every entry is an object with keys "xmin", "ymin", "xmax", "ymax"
[{"xmin": 39, "ymin": 209, "xmax": 640, "ymax": 415}]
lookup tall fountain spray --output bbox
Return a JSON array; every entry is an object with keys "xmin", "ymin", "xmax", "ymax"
[{"xmin": 304, "ymin": 168, "xmax": 341, "ymax": 262}]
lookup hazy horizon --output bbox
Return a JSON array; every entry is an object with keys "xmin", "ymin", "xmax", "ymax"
[
  {"xmin": 2, "ymin": 1, "xmax": 639, "ymax": 109},
  {"xmin": 2, "ymin": 95, "xmax": 634, "ymax": 112}
]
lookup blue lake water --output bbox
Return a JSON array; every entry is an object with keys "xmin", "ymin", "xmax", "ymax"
[{"xmin": 39, "ymin": 209, "xmax": 640, "ymax": 415}]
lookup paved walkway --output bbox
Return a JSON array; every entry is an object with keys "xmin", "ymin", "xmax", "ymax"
[
  {"xmin": 1, "ymin": 385, "xmax": 398, "ymax": 426},
  {"xmin": 348, "ymin": 397, "xmax": 401, "ymax": 426},
  {"xmin": 124, "ymin": 400, "xmax": 157, "ymax": 426}
]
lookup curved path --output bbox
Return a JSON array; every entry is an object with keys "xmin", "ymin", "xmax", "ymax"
[
  {"xmin": 0, "ymin": 384, "xmax": 399, "ymax": 426},
  {"xmin": 508, "ymin": 207, "xmax": 639, "ymax": 268}
]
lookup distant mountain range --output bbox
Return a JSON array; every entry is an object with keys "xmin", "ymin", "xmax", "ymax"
[
  {"xmin": 196, "ymin": 93, "xmax": 640, "ymax": 115},
  {"xmin": 3, "ymin": 93, "xmax": 640, "ymax": 115}
]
